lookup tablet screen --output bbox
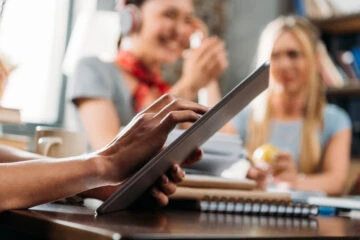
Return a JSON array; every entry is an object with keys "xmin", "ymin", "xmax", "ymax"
[{"xmin": 97, "ymin": 62, "xmax": 270, "ymax": 214}]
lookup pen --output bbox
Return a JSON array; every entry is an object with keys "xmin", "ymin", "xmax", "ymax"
[
  {"xmin": 338, "ymin": 210, "xmax": 360, "ymax": 219},
  {"xmin": 318, "ymin": 206, "xmax": 337, "ymax": 216}
]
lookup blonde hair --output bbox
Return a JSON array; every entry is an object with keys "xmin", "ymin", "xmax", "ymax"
[{"xmin": 247, "ymin": 15, "xmax": 326, "ymax": 174}]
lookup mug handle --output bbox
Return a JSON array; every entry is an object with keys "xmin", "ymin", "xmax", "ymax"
[{"xmin": 37, "ymin": 137, "xmax": 63, "ymax": 156}]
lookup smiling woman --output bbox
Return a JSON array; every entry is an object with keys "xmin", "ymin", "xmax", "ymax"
[
  {"xmin": 232, "ymin": 16, "xmax": 352, "ymax": 195},
  {"xmin": 69, "ymin": 0, "xmax": 230, "ymax": 151}
]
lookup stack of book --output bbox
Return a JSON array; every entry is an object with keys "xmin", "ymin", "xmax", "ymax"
[
  {"xmin": 317, "ymin": 42, "xmax": 346, "ymax": 87},
  {"xmin": 317, "ymin": 34, "xmax": 360, "ymax": 87},
  {"xmin": 168, "ymin": 174, "xmax": 319, "ymax": 218},
  {"xmin": 166, "ymin": 129, "xmax": 248, "ymax": 177}
]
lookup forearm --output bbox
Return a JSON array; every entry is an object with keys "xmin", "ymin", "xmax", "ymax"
[
  {"xmin": 204, "ymin": 80, "xmax": 221, "ymax": 107},
  {"xmin": 0, "ymin": 154, "xmax": 106, "ymax": 212},
  {"xmin": 294, "ymin": 172, "xmax": 346, "ymax": 196},
  {"xmin": 0, "ymin": 145, "xmax": 44, "ymax": 163}
]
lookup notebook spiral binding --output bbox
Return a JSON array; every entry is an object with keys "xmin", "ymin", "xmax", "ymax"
[
  {"xmin": 199, "ymin": 196, "xmax": 318, "ymax": 218},
  {"xmin": 198, "ymin": 213, "xmax": 318, "ymax": 232}
]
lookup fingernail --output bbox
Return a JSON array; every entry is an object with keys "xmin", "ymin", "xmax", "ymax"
[
  {"xmin": 181, "ymin": 170, "xmax": 186, "ymax": 179},
  {"xmin": 178, "ymin": 167, "xmax": 185, "ymax": 178},
  {"xmin": 162, "ymin": 175, "xmax": 169, "ymax": 185}
]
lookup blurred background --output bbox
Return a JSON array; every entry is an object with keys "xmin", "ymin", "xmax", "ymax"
[{"xmin": 0, "ymin": 0, "xmax": 359, "ymax": 157}]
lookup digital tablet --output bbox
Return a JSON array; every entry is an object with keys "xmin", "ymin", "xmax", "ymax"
[{"xmin": 96, "ymin": 61, "xmax": 270, "ymax": 215}]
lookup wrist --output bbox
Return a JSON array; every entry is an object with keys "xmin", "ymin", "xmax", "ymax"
[
  {"xmin": 292, "ymin": 173, "xmax": 307, "ymax": 189},
  {"xmin": 90, "ymin": 154, "xmax": 117, "ymax": 185},
  {"xmin": 297, "ymin": 173, "xmax": 307, "ymax": 181},
  {"xmin": 172, "ymin": 77, "xmax": 199, "ymax": 100}
]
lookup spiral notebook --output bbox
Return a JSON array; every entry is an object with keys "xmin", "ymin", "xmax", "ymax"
[
  {"xmin": 198, "ymin": 213, "xmax": 318, "ymax": 232},
  {"xmin": 169, "ymin": 186, "xmax": 318, "ymax": 218}
]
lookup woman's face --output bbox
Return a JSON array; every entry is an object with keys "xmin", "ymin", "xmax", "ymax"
[
  {"xmin": 270, "ymin": 31, "xmax": 310, "ymax": 94},
  {"xmin": 135, "ymin": 0, "xmax": 196, "ymax": 64}
]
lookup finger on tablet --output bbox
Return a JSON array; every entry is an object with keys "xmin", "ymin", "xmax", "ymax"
[
  {"xmin": 158, "ymin": 110, "xmax": 201, "ymax": 133},
  {"xmin": 153, "ymin": 98, "xmax": 208, "ymax": 123},
  {"xmin": 141, "ymin": 94, "xmax": 176, "ymax": 114}
]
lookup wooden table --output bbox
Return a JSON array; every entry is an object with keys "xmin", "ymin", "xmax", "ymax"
[{"xmin": 1, "ymin": 203, "xmax": 360, "ymax": 239}]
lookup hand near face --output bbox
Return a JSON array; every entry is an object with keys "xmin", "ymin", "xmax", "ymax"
[{"xmin": 181, "ymin": 36, "xmax": 228, "ymax": 91}]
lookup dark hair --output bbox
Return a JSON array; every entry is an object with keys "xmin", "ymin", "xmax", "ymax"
[{"xmin": 124, "ymin": 0, "xmax": 146, "ymax": 7}]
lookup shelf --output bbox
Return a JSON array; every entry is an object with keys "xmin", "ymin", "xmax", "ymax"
[
  {"xmin": 311, "ymin": 13, "xmax": 360, "ymax": 34},
  {"xmin": 326, "ymin": 85, "xmax": 360, "ymax": 98}
]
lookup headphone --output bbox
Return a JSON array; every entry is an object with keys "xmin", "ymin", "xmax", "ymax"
[{"xmin": 117, "ymin": 1, "xmax": 142, "ymax": 37}]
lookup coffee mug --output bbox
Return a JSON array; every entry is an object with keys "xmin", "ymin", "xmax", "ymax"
[{"xmin": 34, "ymin": 126, "xmax": 87, "ymax": 157}]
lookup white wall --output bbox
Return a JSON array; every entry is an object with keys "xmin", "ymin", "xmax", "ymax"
[{"xmin": 224, "ymin": 0, "xmax": 281, "ymax": 93}]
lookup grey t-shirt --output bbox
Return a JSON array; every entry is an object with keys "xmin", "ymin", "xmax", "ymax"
[
  {"xmin": 68, "ymin": 56, "xmax": 136, "ymax": 131},
  {"xmin": 232, "ymin": 104, "xmax": 352, "ymax": 165}
]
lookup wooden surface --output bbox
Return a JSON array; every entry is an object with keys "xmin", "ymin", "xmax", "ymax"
[
  {"xmin": 311, "ymin": 13, "xmax": 360, "ymax": 34},
  {"xmin": 346, "ymin": 159, "xmax": 360, "ymax": 194},
  {"xmin": 326, "ymin": 85, "xmax": 360, "ymax": 98},
  {"xmin": 1, "ymin": 203, "xmax": 360, "ymax": 239}
]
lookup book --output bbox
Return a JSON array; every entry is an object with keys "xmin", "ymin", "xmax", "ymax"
[
  {"xmin": 304, "ymin": 0, "xmax": 321, "ymax": 19},
  {"xmin": 179, "ymin": 174, "xmax": 256, "ymax": 191},
  {"xmin": 312, "ymin": 0, "xmax": 334, "ymax": 19},
  {"xmin": 167, "ymin": 129, "xmax": 247, "ymax": 176},
  {"xmin": 169, "ymin": 187, "xmax": 318, "ymax": 218},
  {"xmin": 307, "ymin": 196, "xmax": 360, "ymax": 211},
  {"xmin": 338, "ymin": 210, "xmax": 360, "ymax": 219},
  {"xmin": 304, "ymin": 0, "xmax": 340, "ymax": 19},
  {"xmin": 294, "ymin": 0, "xmax": 306, "ymax": 16},
  {"xmin": 336, "ymin": 51, "xmax": 360, "ymax": 85},
  {"xmin": 0, "ymin": 134, "xmax": 29, "ymax": 150},
  {"xmin": 317, "ymin": 42, "xmax": 345, "ymax": 87},
  {"xmin": 352, "ymin": 47, "xmax": 360, "ymax": 78},
  {"xmin": 0, "ymin": 106, "xmax": 21, "ymax": 124}
]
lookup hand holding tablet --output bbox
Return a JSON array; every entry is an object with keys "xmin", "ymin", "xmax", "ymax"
[{"xmin": 97, "ymin": 62, "xmax": 270, "ymax": 215}]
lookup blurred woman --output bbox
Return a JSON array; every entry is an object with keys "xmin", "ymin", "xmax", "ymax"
[
  {"xmin": 233, "ymin": 15, "xmax": 351, "ymax": 195},
  {"xmin": 70, "ymin": 0, "xmax": 230, "ymax": 151}
]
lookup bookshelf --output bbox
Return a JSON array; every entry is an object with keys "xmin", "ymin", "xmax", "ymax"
[
  {"xmin": 305, "ymin": 8, "xmax": 360, "ymax": 157},
  {"xmin": 311, "ymin": 13, "xmax": 360, "ymax": 34},
  {"xmin": 326, "ymin": 85, "xmax": 360, "ymax": 98}
]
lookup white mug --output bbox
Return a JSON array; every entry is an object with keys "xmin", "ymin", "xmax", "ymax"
[{"xmin": 34, "ymin": 126, "xmax": 87, "ymax": 157}]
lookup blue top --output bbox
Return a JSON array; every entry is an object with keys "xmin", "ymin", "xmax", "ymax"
[{"xmin": 232, "ymin": 104, "xmax": 351, "ymax": 165}]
